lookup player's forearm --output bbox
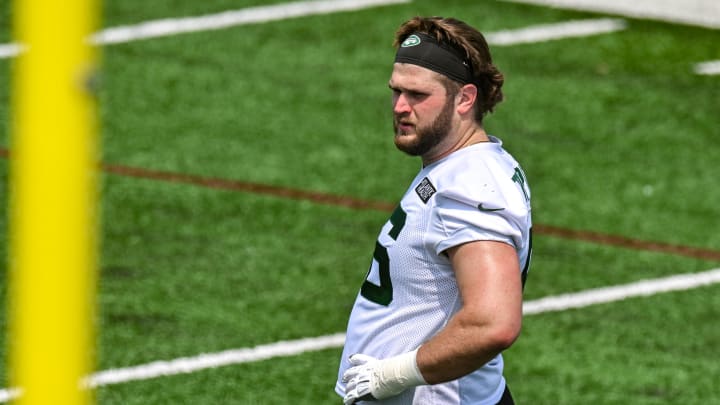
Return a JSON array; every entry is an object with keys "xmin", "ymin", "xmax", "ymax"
[{"xmin": 415, "ymin": 311, "xmax": 521, "ymax": 384}]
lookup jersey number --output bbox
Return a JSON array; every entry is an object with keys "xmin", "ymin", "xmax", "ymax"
[
  {"xmin": 512, "ymin": 167, "xmax": 532, "ymax": 286},
  {"xmin": 361, "ymin": 206, "xmax": 406, "ymax": 306}
]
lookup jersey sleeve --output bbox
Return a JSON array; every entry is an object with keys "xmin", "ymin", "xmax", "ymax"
[{"xmin": 428, "ymin": 164, "xmax": 529, "ymax": 256}]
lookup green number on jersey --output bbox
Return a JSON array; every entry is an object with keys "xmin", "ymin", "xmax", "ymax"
[
  {"xmin": 361, "ymin": 206, "xmax": 406, "ymax": 305},
  {"xmin": 512, "ymin": 166, "xmax": 532, "ymax": 287},
  {"xmin": 512, "ymin": 167, "xmax": 530, "ymax": 202}
]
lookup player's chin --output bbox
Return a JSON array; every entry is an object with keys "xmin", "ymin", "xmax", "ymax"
[
  {"xmin": 394, "ymin": 132, "xmax": 412, "ymax": 145},
  {"xmin": 393, "ymin": 134, "xmax": 420, "ymax": 155}
]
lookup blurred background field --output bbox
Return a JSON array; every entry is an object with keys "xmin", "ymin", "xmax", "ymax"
[{"xmin": 0, "ymin": 0, "xmax": 719, "ymax": 403}]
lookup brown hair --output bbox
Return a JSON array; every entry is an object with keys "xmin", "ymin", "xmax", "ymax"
[{"xmin": 393, "ymin": 16, "xmax": 504, "ymax": 122}]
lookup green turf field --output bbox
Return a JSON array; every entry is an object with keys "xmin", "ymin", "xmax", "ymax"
[{"xmin": 1, "ymin": 0, "xmax": 719, "ymax": 403}]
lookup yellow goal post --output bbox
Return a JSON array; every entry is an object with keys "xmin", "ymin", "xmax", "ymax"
[{"xmin": 9, "ymin": 0, "xmax": 100, "ymax": 403}]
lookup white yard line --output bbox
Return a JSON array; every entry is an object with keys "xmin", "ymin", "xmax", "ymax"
[
  {"xmin": 89, "ymin": 0, "xmax": 409, "ymax": 45},
  {"xmin": 1, "ymin": 267, "xmax": 719, "ymax": 402},
  {"xmin": 693, "ymin": 60, "xmax": 720, "ymax": 76},
  {"xmin": 523, "ymin": 267, "xmax": 720, "ymax": 314},
  {"xmin": 0, "ymin": 390, "xmax": 19, "ymax": 403},
  {"xmin": 85, "ymin": 333, "xmax": 347, "ymax": 388},
  {"xmin": 485, "ymin": 18, "xmax": 626, "ymax": 46},
  {"xmin": 0, "ymin": 43, "xmax": 24, "ymax": 59}
]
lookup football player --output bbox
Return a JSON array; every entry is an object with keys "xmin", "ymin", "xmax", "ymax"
[{"xmin": 336, "ymin": 16, "xmax": 532, "ymax": 405}]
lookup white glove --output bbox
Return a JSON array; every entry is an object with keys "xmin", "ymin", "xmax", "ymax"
[{"xmin": 342, "ymin": 349, "xmax": 426, "ymax": 405}]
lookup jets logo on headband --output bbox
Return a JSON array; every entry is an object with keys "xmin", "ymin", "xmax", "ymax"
[
  {"xmin": 401, "ymin": 34, "xmax": 422, "ymax": 47},
  {"xmin": 395, "ymin": 32, "xmax": 474, "ymax": 84}
]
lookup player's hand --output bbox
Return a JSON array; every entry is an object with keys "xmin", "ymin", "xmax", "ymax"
[
  {"xmin": 342, "ymin": 353, "xmax": 378, "ymax": 404},
  {"xmin": 342, "ymin": 350, "xmax": 426, "ymax": 404}
]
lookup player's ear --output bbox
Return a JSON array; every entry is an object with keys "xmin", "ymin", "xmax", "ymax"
[{"xmin": 456, "ymin": 84, "xmax": 477, "ymax": 115}]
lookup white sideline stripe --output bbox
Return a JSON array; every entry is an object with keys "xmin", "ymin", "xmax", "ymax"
[
  {"xmin": 501, "ymin": 0, "xmax": 720, "ymax": 29},
  {"xmin": 485, "ymin": 18, "xmax": 626, "ymax": 46},
  {"xmin": 1, "ymin": 267, "xmax": 719, "ymax": 401},
  {"xmin": 694, "ymin": 60, "xmax": 720, "ymax": 75},
  {"xmin": 0, "ymin": 0, "xmax": 410, "ymax": 59}
]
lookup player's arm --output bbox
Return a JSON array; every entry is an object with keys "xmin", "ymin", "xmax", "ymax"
[
  {"xmin": 341, "ymin": 239, "xmax": 523, "ymax": 404},
  {"xmin": 416, "ymin": 239, "xmax": 523, "ymax": 383}
]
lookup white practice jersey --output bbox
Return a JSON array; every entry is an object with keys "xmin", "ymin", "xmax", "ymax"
[{"xmin": 336, "ymin": 137, "xmax": 532, "ymax": 405}]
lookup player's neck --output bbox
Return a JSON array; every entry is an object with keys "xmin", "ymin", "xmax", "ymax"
[{"xmin": 422, "ymin": 123, "xmax": 488, "ymax": 166}]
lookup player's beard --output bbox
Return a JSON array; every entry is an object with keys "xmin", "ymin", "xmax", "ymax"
[{"xmin": 393, "ymin": 95, "xmax": 454, "ymax": 157}]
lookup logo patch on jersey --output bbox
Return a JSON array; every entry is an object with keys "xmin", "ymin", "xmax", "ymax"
[{"xmin": 415, "ymin": 177, "xmax": 436, "ymax": 204}]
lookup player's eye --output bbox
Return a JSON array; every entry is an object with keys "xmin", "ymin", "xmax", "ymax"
[{"xmin": 405, "ymin": 90, "xmax": 428, "ymax": 101}]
